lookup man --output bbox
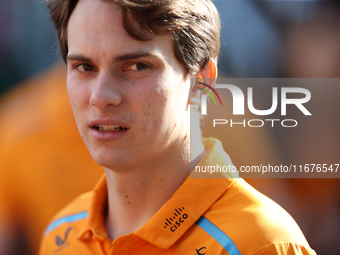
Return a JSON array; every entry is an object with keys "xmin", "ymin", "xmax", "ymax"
[{"xmin": 40, "ymin": 0, "xmax": 316, "ymax": 254}]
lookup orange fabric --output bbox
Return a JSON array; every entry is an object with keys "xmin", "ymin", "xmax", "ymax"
[
  {"xmin": 0, "ymin": 62, "xmax": 103, "ymax": 254},
  {"xmin": 39, "ymin": 138, "xmax": 315, "ymax": 255}
]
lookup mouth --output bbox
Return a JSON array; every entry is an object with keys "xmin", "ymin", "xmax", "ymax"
[{"xmin": 94, "ymin": 124, "xmax": 128, "ymax": 132}]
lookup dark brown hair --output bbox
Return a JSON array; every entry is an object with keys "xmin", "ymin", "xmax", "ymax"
[{"xmin": 47, "ymin": 0, "xmax": 220, "ymax": 76}]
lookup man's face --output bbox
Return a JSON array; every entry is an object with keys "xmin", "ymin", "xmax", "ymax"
[{"xmin": 67, "ymin": 0, "xmax": 191, "ymax": 170}]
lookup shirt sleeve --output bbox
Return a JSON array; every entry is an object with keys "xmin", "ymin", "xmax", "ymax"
[{"xmin": 251, "ymin": 243, "xmax": 317, "ymax": 255}]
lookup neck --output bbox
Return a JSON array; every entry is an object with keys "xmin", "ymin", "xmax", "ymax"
[{"xmin": 104, "ymin": 130, "xmax": 205, "ymax": 240}]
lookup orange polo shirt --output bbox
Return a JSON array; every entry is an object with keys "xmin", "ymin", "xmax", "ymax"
[{"xmin": 39, "ymin": 138, "xmax": 316, "ymax": 255}]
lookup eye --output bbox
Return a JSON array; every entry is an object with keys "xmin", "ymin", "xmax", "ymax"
[
  {"xmin": 125, "ymin": 63, "xmax": 149, "ymax": 71},
  {"xmin": 75, "ymin": 64, "xmax": 94, "ymax": 72}
]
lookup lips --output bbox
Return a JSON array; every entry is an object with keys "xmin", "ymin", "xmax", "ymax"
[
  {"xmin": 89, "ymin": 120, "xmax": 129, "ymax": 141},
  {"xmin": 89, "ymin": 119, "xmax": 129, "ymax": 130},
  {"xmin": 94, "ymin": 124, "xmax": 128, "ymax": 132}
]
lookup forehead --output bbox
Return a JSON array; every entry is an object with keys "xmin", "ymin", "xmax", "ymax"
[
  {"xmin": 67, "ymin": 0, "xmax": 176, "ymax": 64},
  {"xmin": 69, "ymin": 0, "xmax": 121, "ymax": 36}
]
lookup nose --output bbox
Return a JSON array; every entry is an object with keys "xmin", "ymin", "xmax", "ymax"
[{"xmin": 89, "ymin": 72, "xmax": 123, "ymax": 110}]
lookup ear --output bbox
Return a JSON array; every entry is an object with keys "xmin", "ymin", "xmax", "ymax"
[
  {"xmin": 189, "ymin": 60, "xmax": 218, "ymax": 106},
  {"xmin": 197, "ymin": 60, "xmax": 218, "ymax": 87}
]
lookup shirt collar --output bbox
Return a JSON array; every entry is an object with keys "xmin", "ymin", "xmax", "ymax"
[
  {"xmin": 77, "ymin": 138, "xmax": 238, "ymax": 249},
  {"xmin": 76, "ymin": 174, "xmax": 108, "ymax": 241},
  {"xmin": 135, "ymin": 138, "xmax": 238, "ymax": 249}
]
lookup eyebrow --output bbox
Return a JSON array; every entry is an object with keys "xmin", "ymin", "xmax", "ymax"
[
  {"xmin": 114, "ymin": 51, "xmax": 160, "ymax": 62},
  {"xmin": 66, "ymin": 51, "xmax": 162, "ymax": 64},
  {"xmin": 66, "ymin": 55, "xmax": 93, "ymax": 63}
]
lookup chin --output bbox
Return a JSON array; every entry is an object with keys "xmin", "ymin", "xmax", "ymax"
[
  {"xmin": 88, "ymin": 149, "xmax": 111, "ymax": 167},
  {"xmin": 90, "ymin": 150, "xmax": 129, "ymax": 170}
]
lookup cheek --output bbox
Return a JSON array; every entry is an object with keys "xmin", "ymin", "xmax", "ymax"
[
  {"xmin": 131, "ymin": 79, "xmax": 168, "ymax": 112},
  {"xmin": 67, "ymin": 79, "xmax": 91, "ymax": 129},
  {"xmin": 67, "ymin": 78, "xmax": 89, "ymax": 109},
  {"xmin": 136, "ymin": 94, "xmax": 165, "ymax": 122}
]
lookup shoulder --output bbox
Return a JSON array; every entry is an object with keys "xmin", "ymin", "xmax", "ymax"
[
  {"xmin": 48, "ymin": 191, "xmax": 93, "ymax": 223},
  {"xmin": 39, "ymin": 191, "xmax": 93, "ymax": 255},
  {"xmin": 203, "ymin": 178, "xmax": 316, "ymax": 255}
]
